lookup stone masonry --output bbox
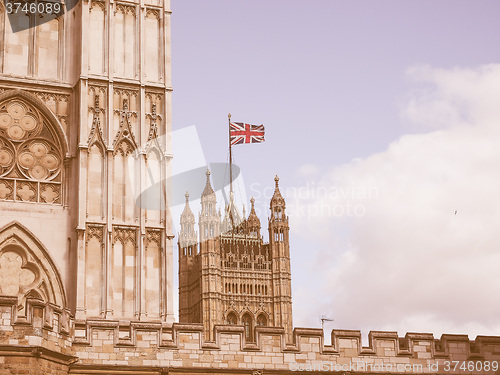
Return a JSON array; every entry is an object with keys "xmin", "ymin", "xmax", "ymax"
[
  {"xmin": 2, "ymin": 0, "xmax": 500, "ymax": 374},
  {"xmin": 2, "ymin": 296, "xmax": 500, "ymax": 374}
]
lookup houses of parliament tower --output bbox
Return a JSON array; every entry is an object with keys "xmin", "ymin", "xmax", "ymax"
[{"xmin": 178, "ymin": 172, "xmax": 294, "ymax": 343}]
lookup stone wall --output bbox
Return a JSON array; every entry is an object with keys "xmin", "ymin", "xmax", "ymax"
[{"xmin": 1, "ymin": 297, "xmax": 500, "ymax": 374}]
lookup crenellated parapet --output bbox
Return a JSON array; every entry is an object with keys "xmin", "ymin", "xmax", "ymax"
[
  {"xmin": 0, "ymin": 296, "xmax": 76, "ymax": 374},
  {"xmin": 2, "ymin": 297, "xmax": 500, "ymax": 374},
  {"xmin": 0, "ymin": 297, "xmax": 72, "ymax": 349}
]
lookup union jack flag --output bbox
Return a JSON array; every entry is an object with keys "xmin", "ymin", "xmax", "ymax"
[{"xmin": 230, "ymin": 122, "xmax": 265, "ymax": 146}]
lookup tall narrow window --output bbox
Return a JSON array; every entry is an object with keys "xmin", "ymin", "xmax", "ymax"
[
  {"xmin": 242, "ymin": 313, "xmax": 253, "ymax": 341},
  {"xmin": 144, "ymin": 8, "xmax": 160, "ymax": 82},
  {"xmin": 257, "ymin": 314, "xmax": 267, "ymax": 326},
  {"xmin": 227, "ymin": 312, "xmax": 237, "ymax": 325}
]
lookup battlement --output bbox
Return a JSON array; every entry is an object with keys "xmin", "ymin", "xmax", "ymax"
[
  {"xmin": 2, "ymin": 297, "xmax": 500, "ymax": 374},
  {"xmin": 72, "ymin": 321, "xmax": 500, "ymax": 358},
  {"xmin": 0, "ymin": 297, "xmax": 73, "ymax": 351}
]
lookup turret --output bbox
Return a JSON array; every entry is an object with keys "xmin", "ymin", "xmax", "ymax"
[
  {"xmin": 268, "ymin": 175, "xmax": 293, "ymax": 343},
  {"xmin": 247, "ymin": 197, "xmax": 261, "ymax": 238},
  {"xmin": 178, "ymin": 192, "xmax": 199, "ymax": 323},
  {"xmin": 198, "ymin": 169, "xmax": 222, "ymax": 340},
  {"xmin": 269, "ymin": 175, "xmax": 288, "ymax": 243},
  {"xmin": 179, "ymin": 192, "xmax": 197, "ymax": 252},
  {"xmin": 199, "ymin": 169, "xmax": 220, "ymax": 242}
]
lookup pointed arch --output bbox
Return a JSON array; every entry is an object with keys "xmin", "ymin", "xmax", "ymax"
[
  {"xmin": 241, "ymin": 312, "xmax": 254, "ymax": 341},
  {"xmin": 0, "ymin": 89, "xmax": 69, "ymax": 155},
  {"xmin": 256, "ymin": 312, "xmax": 268, "ymax": 326},
  {"xmin": 87, "ymin": 117, "xmax": 106, "ymax": 152},
  {"xmin": 114, "ymin": 138, "xmax": 136, "ymax": 156},
  {"xmin": 226, "ymin": 310, "xmax": 238, "ymax": 325},
  {"xmin": 0, "ymin": 90, "xmax": 67, "ymax": 204},
  {"xmin": 0, "ymin": 221, "xmax": 67, "ymax": 308},
  {"xmin": 113, "ymin": 98, "xmax": 138, "ymax": 152},
  {"xmin": 144, "ymin": 134, "xmax": 164, "ymax": 158}
]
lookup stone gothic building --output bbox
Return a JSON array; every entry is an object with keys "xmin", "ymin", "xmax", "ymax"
[
  {"xmin": 2, "ymin": 0, "xmax": 500, "ymax": 373},
  {"xmin": 178, "ymin": 171, "xmax": 293, "ymax": 342},
  {"xmin": 0, "ymin": 0, "xmax": 174, "ymax": 324}
]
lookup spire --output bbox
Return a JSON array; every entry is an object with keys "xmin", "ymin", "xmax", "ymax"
[
  {"xmin": 179, "ymin": 191, "xmax": 197, "ymax": 248},
  {"xmin": 270, "ymin": 174, "xmax": 285, "ymax": 208},
  {"xmin": 247, "ymin": 196, "xmax": 261, "ymax": 236},
  {"xmin": 199, "ymin": 169, "xmax": 220, "ymax": 241},
  {"xmin": 202, "ymin": 168, "xmax": 215, "ymax": 197},
  {"xmin": 180, "ymin": 191, "xmax": 195, "ymax": 222},
  {"xmin": 249, "ymin": 197, "xmax": 257, "ymax": 216}
]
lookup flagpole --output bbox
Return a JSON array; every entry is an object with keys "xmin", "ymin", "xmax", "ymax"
[
  {"xmin": 228, "ymin": 113, "xmax": 234, "ymax": 230},
  {"xmin": 228, "ymin": 113, "xmax": 232, "ymax": 197}
]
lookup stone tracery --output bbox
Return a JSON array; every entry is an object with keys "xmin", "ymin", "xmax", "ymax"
[
  {"xmin": 0, "ymin": 97, "xmax": 63, "ymax": 204},
  {"xmin": 0, "ymin": 222, "xmax": 68, "ymax": 310}
]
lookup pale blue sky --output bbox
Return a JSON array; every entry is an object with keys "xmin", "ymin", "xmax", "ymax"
[
  {"xmin": 172, "ymin": 1, "xmax": 500, "ymax": 173},
  {"xmin": 170, "ymin": 1, "xmax": 500, "ymax": 337}
]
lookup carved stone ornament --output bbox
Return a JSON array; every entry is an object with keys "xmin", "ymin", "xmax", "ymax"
[
  {"xmin": 113, "ymin": 226, "xmax": 137, "ymax": 245},
  {"xmin": 146, "ymin": 229, "xmax": 162, "ymax": 246},
  {"xmin": 0, "ymin": 97, "xmax": 63, "ymax": 204},
  {"xmin": 86, "ymin": 225, "xmax": 104, "ymax": 244},
  {"xmin": 145, "ymin": 103, "xmax": 165, "ymax": 155},
  {"xmin": 88, "ymin": 94, "xmax": 106, "ymax": 148},
  {"xmin": 113, "ymin": 98, "xmax": 138, "ymax": 154},
  {"xmin": 0, "ymin": 251, "xmax": 37, "ymax": 296}
]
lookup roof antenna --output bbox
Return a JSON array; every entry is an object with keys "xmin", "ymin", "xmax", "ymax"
[{"xmin": 320, "ymin": 315, "xmax": 334, "ymax": 331}]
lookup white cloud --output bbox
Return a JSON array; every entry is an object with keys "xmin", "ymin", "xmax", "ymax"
[
  {"xmin": 290, "ymin": 64, "xmax": 500, "ymax": 339},
  {"xmin": 402, "ymin": 64, "xmax": 500, "ymax": 129}
]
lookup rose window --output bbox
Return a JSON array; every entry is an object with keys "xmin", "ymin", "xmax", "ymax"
[{"xmin": 0, "ymin": 97, "xmax": 63, "ymax": 204}]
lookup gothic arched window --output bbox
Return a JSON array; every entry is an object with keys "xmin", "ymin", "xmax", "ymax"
[
  {"xmin": 0, "ymin": 222, "xmax": 67, "ymax": 309},
  {"xmin": 242, "ymin": 313, "xmax": 253, "ymax": 341},
  {"xmin": 227, "ymin": 312, "xmax": 237, "ymax": 325},
  {"xmin": 0, "ymin": 97, "xmax": 64, "ymax": 204},
  {"xmin": 257, "ymin": 313, "xmax": 267, "ymax": 326}
]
